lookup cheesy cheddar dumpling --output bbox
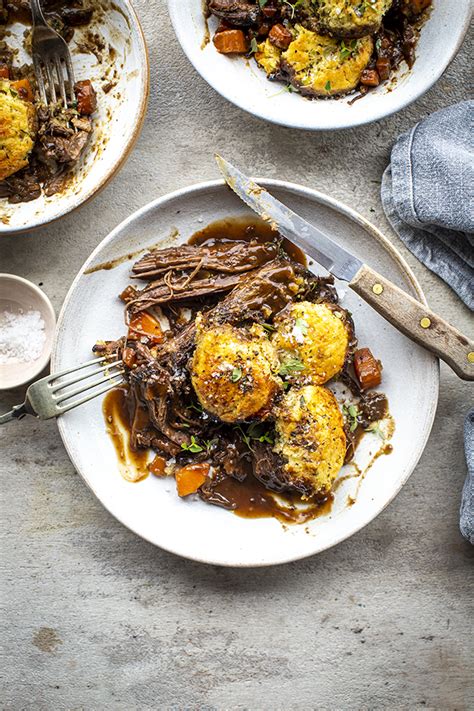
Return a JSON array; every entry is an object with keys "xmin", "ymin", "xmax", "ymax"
[
  {"xmin": 191, "ymin": 320, "xmax": 281, "ymax": 423},
  {"xmin": 0, "ymin": 80, "xmax": 36, "ymax": 182},
  {"xmin": 316, "ymin": 0, "xmax": 392, "ymax": 39},
  {"xmin": 257, "ymin": 26, "xmax": 373, "ymax": 97},
  {"xmin": 273, "ymin": 384, "xmax": 346, "ymax": 498},
  {"xmin": 272, "ymin": 301, "xmax": 351, "ymax": 385}
]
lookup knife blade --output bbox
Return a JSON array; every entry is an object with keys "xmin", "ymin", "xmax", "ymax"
[
  {"xmin": 215, "ymin": 154, "xmax": 362, "ymax": 282},
  {"xmin": 215, "ymin": 155, "xmax": 474, "ymax": 381}
]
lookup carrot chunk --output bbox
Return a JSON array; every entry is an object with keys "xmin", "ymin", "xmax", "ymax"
[
  {"xmin": 11, "ymin": 79, "xmax": 34, "ymax": 102},
  {"xmin": 354, "ymin": 348, "xmax": 382, "ymax": 390},
  {"xmin": 268, "ymin": 24, "xmax": 293, "ymax": 50},
  {"xmin": 148, "ymin": 456, "xmax": 167, "ymax": 477},
  {"xmin": 376, "ymin": 57, "xmax": 391, "ymax": 81},
  {"xmin": 360, "ymin": 69, "xmax": 380, "ymax": 87},
  {"xmin": 175, "ymin": 463, "xmax": 210, "ymax": 497},
  {"xmin": 75, "ymin": 79, "xmax": 97, "ymax": 115},
  {"xmin": 128, "ymin": 312, "xmax": 163, "ymax": 344},
  {"xmin": 0, "ymin": 65, "xmax": 10, "ymax": 79},
  {"xmin": 122, "ymin": 347, "xmax": 137, "ymax": 369},
  {"xmin": 213, "ymin": 29, "xmax": 248, "ymax": 54}
]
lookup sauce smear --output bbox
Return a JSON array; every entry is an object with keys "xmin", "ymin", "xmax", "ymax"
[
  {"xmin": 103, "ymin": 389, "xmax": 149, "ymax": 482},
  {"xmin": 189, "ymin": 216, "xmax": 307, "ymax": 267}
]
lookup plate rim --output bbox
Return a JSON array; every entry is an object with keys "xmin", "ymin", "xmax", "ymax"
[
  {"xmin": 0, "ymin": 0, "xmax": 150, "ymax": 236},
  {"xmin": 167, "ymin": 0, "xmax": 472, "ymax": 131},
  {"xmin": 52, "ymin": 178, "xmax": 440, "ymax": 566}
]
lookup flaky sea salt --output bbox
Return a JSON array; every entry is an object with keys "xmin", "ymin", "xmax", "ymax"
[{"xmin": 0, "ymin": 309, "xmax": 46, "ymax": 364}]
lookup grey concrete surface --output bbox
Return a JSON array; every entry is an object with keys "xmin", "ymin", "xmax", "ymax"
[{"xmin": 1, "ymin": 2, "xmax": 473, "ymax": 709}]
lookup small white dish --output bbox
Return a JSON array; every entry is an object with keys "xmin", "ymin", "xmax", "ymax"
[
  {"xmin": 52, "ymin": 180, "xmax": 439, "ymax": 566},
  {"xmin": 0, "ymin": 274, "xmax": 55, "ymax": 389},
  {"xmin": 168, "ymin": 1, "xmax": 471, "ymax": 130},
  {"xmin": 0, "ymin": 0, "xmax": 149, "ymax": 235}
]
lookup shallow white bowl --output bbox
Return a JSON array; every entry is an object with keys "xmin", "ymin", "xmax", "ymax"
[
  {"xmin": 0, "ymin": 0, "xmax": 149, "ymax": 235},
  {"xmin": 52, "ymin": 180, "xmax": 439, "ymax": 566},
  {"xmin": 0, "ymin": 274, "xmax": 55, "ymax": 389},
  {"xmin": 168, "ymin": 0, "xmax": 471, "ymax": 130}
]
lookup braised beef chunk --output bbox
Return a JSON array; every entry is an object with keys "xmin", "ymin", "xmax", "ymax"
[
  {"xmin": 132, "ymin": 241, "xmax": 278, "ymax": 279},
  {"xmin": 205, "ymin": 259, "xmax": 312, "ymax": 326},
  {"xmin": 208, "ymin": 0, "xmax": 261, "ymax": 26},
  {"xmin": 127, "ymin": 241, "xmax": 280, "ymax": 312},
  {"xmin": 127, "ymin": 241, "xmax": 321, "ymax": 316},
  {"xmin": 0, "ymin": 170, "xmax": 41, "ymax": 203},
  {"xmin": 252, "ymin": 443, "xmax": 288, "ymax": 492}
]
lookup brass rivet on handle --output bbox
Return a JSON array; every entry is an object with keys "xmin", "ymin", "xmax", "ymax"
[
  {"xmin": 468, "ymin": 352, "xmax": 474, "ymax": 364},
  {"xmin": 372, "ymin": 283, "xmax": 384, "ymax": 295},
  {"xmin": 420, "ymin": 317, "xmax": 431, "ymax": 329}
]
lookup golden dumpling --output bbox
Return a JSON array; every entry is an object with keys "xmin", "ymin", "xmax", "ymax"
[
  {"xmin": 273, "ymin": 301, "xmax": 351, "ymax": 385},
  {"xmin": 273, "ymin": 384, "xmax": 346, "ymax": 498},
  {"xmin": 316, "ymin": 0, "xmax": 392, "ymax": 39},
  {"xmin": 0, "ymin": 80, "xmax": 36, "ymax": 181},
  {"xmin": 279, "ymin": 26, "xmax": 373, "ymax": 96},
  {"xmin": 191, "ymin": 320, "xmax": 281, "ymax": 423}
]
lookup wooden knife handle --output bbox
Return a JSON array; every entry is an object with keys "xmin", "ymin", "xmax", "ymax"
[{"xmin": 350, "ymin": 264, "xmax": 474, "ymax": 381}]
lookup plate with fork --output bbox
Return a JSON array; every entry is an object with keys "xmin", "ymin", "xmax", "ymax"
[
  {"xmin": 0, "ymin": 0, "xmax": 149, "ymax": 235},
  {"xmin": 46, "ymin": 179, "xmax": 439, "ymax": 567}
]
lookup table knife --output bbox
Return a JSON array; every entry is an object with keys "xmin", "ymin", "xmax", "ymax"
[{"xmin": 216, "ymin": 155, "xmax": 474, "ymax": 381}]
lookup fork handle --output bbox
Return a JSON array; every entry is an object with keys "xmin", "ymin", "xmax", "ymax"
[
  {"xmin": 0, "ymin": 403, "xmax": 29, "ymax": 424},
  {"xmin": 30, "ymin": 0, "xmax": 48, "ymax": 26}
]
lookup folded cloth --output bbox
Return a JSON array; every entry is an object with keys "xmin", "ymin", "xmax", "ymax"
[
  {"xmin": 381, "ymin": 101, "xmax": 474, "ymax": 310},
  {"xmin": 460, "ymin": 409, "xmax": 474, "ymax": 544}
]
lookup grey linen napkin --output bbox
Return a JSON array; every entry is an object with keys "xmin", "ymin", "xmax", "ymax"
[
  {"xmin": 461, "ymin": 409, "xmax": 474, "ymax": 545},
  {"xmin": 381, "ymin": 100, "xmax": 474, "ymax": 310},
  {"xmin": 381, "ymin": 102, "xmax": 474, "ymax": 544}
]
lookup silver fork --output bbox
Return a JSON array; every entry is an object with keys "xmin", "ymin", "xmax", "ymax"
[
  {"xmin": 30, "ymin": 0, "xmax": 76, "ymax": 106},
  {"xmin": 0, "ymin": 357, "xmax": 124, "ymax": 424}
]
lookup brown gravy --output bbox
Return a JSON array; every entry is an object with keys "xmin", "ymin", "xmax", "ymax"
[
  {"xmin": 103, "ymin": 387, "xmax": 332, "ymax": 524},
  {"xmin": 189, "ymin": 216, "xmax": 307, "ymax": 267},
  {"xmin": 103, "ymin": 388, "xmax": 149, "ymax": 482},
  {"xmin": 202, "ymin": 474, "xmax": 333, "ymax": 524}
]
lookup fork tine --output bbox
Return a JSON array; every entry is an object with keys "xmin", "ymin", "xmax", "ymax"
[
  {"xmin": 49, "ymin": 360, "xmax": 123, "ymax": 394},
  {"xmin": 54, "ymin": 56, "xmax": 68, "ymax": 106},
  {"xmin": 33, "ymin": 55, "xmax": 48, "ymax": 104},
  {"xmin": 57, "ymin": 377, "xmax": 124, "ymax": 414},
  {"xmin": 64, "ymin": 53, "xmax": 76, "ymax": 104},
  {"xmin": 45, "ymin": 59, "xmax": 57, "ymax": 103},
  {"xmin": 54, "ymin": 370, "xmax": 125, "ymax": 404},
  {"xmin": 48, "ymin": 357, "xmax": 121, "ymax": 383}
]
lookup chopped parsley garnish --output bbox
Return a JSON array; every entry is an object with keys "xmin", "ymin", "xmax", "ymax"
[
  {"xmin": 235, "ymin": 423, "xmax": 274, "ymax": 450},
  {"xmin": 279, "ymin": 356, "xmax": 305, "ymax": 376},
  {"xmin": 181, "ymin": 435, "xmax": 204, "ymax": 453},
  {"xmin": 325, "ymin": 80, "xmax": 331, "ymax": 91},
  {"xmin": 230, "ymin": 367, "xmax": 243, "ymax": 383},
  {"xmin": 250, "ymin": 37, "xmax": 259, "ymax": 54},
  {"xmin": 340, "ymin": 41, "xmax": 352, "ymax": 59},
  {"xmin": 343, "ymin": 404, "xmax": 361, "ymax": 432}
]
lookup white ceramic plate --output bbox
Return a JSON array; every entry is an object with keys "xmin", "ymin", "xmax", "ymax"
[
  {"xmin": 52, "ymin": 180, "xmax": 439, "ymax": 566},
  {"xmin": 168, "ymin": 0, "xmax": 471, "ymax": 130},
  {"xmin": 0, "ymin": 0, "xmax": 149, "ymax": 235}
]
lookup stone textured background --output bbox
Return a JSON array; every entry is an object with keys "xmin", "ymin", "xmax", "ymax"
[{"xmin": 1, "ymin": 2, "xmax": 473, "ymax": 709}]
